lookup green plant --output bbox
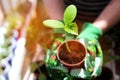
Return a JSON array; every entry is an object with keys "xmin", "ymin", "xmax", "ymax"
[
  {"xmin": 43, "ymin": 5, "xmax": 78, "ymax": 52},
  {"xmin": 43, "ymin": 5, "xmax": 103, "ymax": 79}
]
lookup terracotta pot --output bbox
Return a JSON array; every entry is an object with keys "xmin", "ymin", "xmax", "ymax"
[{"xmin": 57, "ymin": 40, "xmax": 87, "ymax": 69}]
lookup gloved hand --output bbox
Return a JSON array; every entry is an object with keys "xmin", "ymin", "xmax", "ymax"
[
  {"xmin": 77, "ymin": 22, "xmax": 102, "ymax": 40},
  {"xmin": 71, "ymin": 22, "xmax": 103, "ymax": 79},
  {"xmin": 45, "ymin": 22, "xmax": 104, "ymax": 80}
]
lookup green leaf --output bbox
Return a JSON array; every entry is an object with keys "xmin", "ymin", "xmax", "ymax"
[
  {"xmin": 49, "ymin": 60, "xmax": 57, "ymax": 66},
  {"xmin": 65, "ymin": 33, "xmax": 75, "ymax": 40},
  {"xmin": 63, "ymin": 5, "xmax": 77, "ymax": 24},
  {"xmin": 53, "ymin": 28, "xmax": 65, "ymax": 34},
  {"xmin": 43, "ymin": 20, "xmax": 64, "ymax": 28},
  {"xmin": 64, "ymin": 22, "xmax": 78, "ymax": 35},
  {"xmin": 55, "ymin": 37, "xmax": 64, "ymax": 43},
  {"xmin": 45, "ymin": 49, "xmax": 51, "ymax": 63}
]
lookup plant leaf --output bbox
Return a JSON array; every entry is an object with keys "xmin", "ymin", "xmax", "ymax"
[
  {"xmin": 65, "ymin": 33, "xmax": 75, "ymax": 40},
  {"xmin": 43, "ymin": 20, "xmax": 64, "ymax": 28},
  {"xmin": 55, "ymin": 37, "xmax": 64, "ymax": 43},
  {"xmin": 64, "ymin": 22, "xmax": 78, "ymax": 35},
  {"xmin": 63, "ymin": 5, "xmax": 77, "ymax": 24},
  {"xmin": 53, "ymin": 28, "xmax": 65, "ymax": 34}
]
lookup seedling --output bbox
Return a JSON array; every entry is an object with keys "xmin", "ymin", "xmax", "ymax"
[{"xmin": 43, "ymin": 5, "xmax": 78, "ymax": 53}]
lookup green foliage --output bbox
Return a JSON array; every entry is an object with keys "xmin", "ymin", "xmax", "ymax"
[
  {"xmin": 64, "ymin": 22, "xmax": 78, "ymax": 35},
  {"xmin": 43, "ymin": 5, "xmax": 78, "ymax": 37},
  {"xmin": 43, "ymin": 5, "xmax": 79, "ymax": 54},
  {"xmin": 45, "ymin": 45, "xmax": 58, "ymax": 67},
  {"xmin": 43, "ymin": 4, "xmax": 104, "ymax": 79},
  {"xmin": 63, "ymin": 5, "xmax": 77, "ymax": 24},
  {"xmin": 43, "ymin": 20, "xmax": 64, "ymax": 28},
  {"xmin": 54, "ymin": 28, "xmax": 65, "ymax": 34}
]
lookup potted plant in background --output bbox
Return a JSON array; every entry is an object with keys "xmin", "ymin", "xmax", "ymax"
[{"xmin": 43, "ymin": 5, "xmax": 103, "ymax": 80}]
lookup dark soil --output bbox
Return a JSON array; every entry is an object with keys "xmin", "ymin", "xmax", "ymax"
[
  {"xmin": 59, "ymin": 49, "xmax": 85, "ymax": 64},
  {"xmin": 58, "ymin": 41, "xmax": 86, "ymax": 64}
]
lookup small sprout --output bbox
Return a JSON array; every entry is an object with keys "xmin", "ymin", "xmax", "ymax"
[{"xmin": 43, "ymin": 5, "xmax": 78, "ymax": 53}]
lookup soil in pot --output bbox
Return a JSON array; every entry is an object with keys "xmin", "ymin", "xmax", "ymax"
[
  {"xmin": 59, "ymin": 49, "xmax": 84, "ymax": 64},
  {"xmin": 57, "ymin": 40, "xmax": 86, "ymax": 68}
]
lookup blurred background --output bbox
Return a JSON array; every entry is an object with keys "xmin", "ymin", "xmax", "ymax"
[
  {"xmin": 0, "ymin": 0, "xmax": 53, "ymax": 80},
  {"xmin": 0, "ymin": 0, "xmax": 120, "ymax": 80}
]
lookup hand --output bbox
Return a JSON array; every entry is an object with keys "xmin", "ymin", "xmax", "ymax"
[
  {"xmin": 45, "ymin": 23, "xmax": 104, "ymax": 79},
  {"xmin": 74, "ymin": 22, "xmax": 103, "ymax": 78},
  {"xmin": 77, "ymin": 22, "xmax": 102, "ymax": 40},
  {"xmin": 77, "ymin": 22, "xmax": 103, "ymax": 57}
]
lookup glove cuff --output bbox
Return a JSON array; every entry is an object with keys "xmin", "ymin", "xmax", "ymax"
[{"xmin": 77, "ymin": 22, "xmax": 103, "ymax": 40}]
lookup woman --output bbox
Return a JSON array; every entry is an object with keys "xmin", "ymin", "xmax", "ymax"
[{"xmin": 42, "ymin": 0, "xmax": 120, "ymax": 79}]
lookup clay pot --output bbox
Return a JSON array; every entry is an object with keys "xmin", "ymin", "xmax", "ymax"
[{"xmin": 57, "ymin": 40, "xmax": 87, "ymax": 69}]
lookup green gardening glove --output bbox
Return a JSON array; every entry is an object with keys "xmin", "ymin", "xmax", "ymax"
[
  {"xmin": 71, "ymin": 22, "xmax": 103, "ymax": 79},
  {"xmin": 77, "ymin": 22, "xmax": 102, "ymax": 40}
]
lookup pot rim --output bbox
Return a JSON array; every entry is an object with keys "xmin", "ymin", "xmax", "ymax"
[{"xmin": 56, "ymin": 40, "xmax": 87, "ymax": 68}]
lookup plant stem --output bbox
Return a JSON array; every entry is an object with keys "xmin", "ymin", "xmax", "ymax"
[
  {"xmin": 65, "ymin": 32, "xmax": 71, "ymax": 53},
  {"xmin": 66, "ymin": 41, "xmax": 71, "ymax": 53}
]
